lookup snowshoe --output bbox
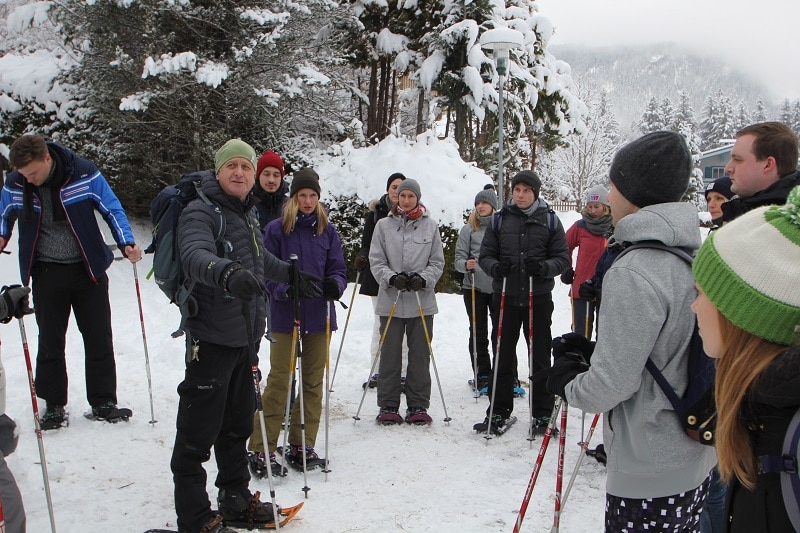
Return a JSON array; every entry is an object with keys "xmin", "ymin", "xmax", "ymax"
[
  {"xmin": 528, "ymin": 416, "xmax": 558, "ymax": 439},
  {"xmin": 473, "ymin": 414, "xmax": 517, "ymax": 435},
  {"xmin": 248, "ymin": 451, "xmax": 287, "ymax": 478},
  {"xmin": 362, "ymin": 373, "xmax": 379, "ymax": 389},
  {"xmin": 586, "ymin": 444, "xmax": 607, "ymax": 466},
  {"xmin": 376, "ymin": 406, "xmax": 404, "ymax": 425},
  {"xmin": 468, "ymin": 379, "xmax": 489, "ymax": 396},
  {"xmin": 513, "ymin": 379, "xmax": 526, "ymax": 397},
  {"xmin": 405, "ymin": 406, "xmax": 432, "ymax": 425},
  {"xmin": 40, "ymin": 404, "xmax": 68, "ymax": 431},
  {"xmin": 84, "ymin": 402, "xmax": 132, "ymax": 423},
  {"xmin": 283, "ymin": 444, "xmax": 326, "ymax": 472}
]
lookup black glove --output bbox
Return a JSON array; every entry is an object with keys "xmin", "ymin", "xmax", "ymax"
[
  {"xmin": 390, "ymin": 273, "xmax": 409, "ymax": 290},
  {"xmin": 296, "ymin": 270, "xmax": 323, "ymax": 299},
  {"xmin": 225, "ymin": 266, "xmax": 265, "ymax": 301},
  {"xmin": 493, "ymin": 261, "xmax": 512, "ymax": 279},
  {"xmin": 560, "ymin": 267, "xmax": 575, "ymax": 285},
  {"xmin": 353, "ymin": 255, "xmax": 368, "ymax": 272},
  {"xmin": 406, "ymin": 273, "xmax": 426, "ymax": 291},
  {"xmin": 0, "ymin": 414, "xmax": 18, "ymax": 457},
  {"xmin": 322, "ymin": 278, "xmax": 340, "ymax": 300},
  {"xmin": 545, "ymin": 356, "xmax": 589, "ymax": 400},
  {"xmin": 552, "ymin": 332, "xmax": 596, "ymax": 365},
  {"xmin": 524, "ymin": 257, "xmax": 543, "ymax": 277},
  {"xmin": 0, "ymin": 285, "xmax": 32, "ymax": 323},
  {"xmin": 578, "ymin": 279, "xmax": 601, "ymax": 301}
]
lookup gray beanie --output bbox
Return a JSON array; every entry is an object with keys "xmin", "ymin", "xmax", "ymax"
[
  {"xmin": 510, "ymin": 170, "xmax": 542, "ymax": 199},
  {"xmin": 609, "ymin": 131, "xmax": 691, "ymax": 208},
  {"xmin": 584, "ymin": 185, "xmax": 610, "ymax": 207},
  {"xmin": 397, "ymin": 178, "xmax": 421, "ymax": 201},
  {"xmin": 474, "ymin": 188, "xmax": 499, "ymax": 210}
]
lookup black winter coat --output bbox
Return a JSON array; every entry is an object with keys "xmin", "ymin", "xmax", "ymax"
[
  {"xmin": 478, "ymin": 201, "xmax": 569, "ymax": 307},
  {"xmin": 177, "ymin": 172, "xmax": 290, "ymax": 347},
  {"xmin": 253, "ymin": 180, "xmax": 289, "ymax": 232},
  {"xmin": 719, "ymin": 170, "xmax": 800, "ymax": 224},
  {"xmin": 726, "ymin": 347, "xmax": 800, "ymax": 532},
  {"xmin": 357, "ymin": 195, "xmax": 392, "ymax": 296}
]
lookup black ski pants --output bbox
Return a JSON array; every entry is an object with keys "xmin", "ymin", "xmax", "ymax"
[
  {"xmin": 488, "ymin": 293, "xmax": 554, "ymax": 420},
  {"xmin": 171, "ymin": 339, "xmax": 255, "ymax": 533},
  {"xmin": 32, "ymin": 262, "xmax": 117, "ymax": 407},
  {"xmin": 461, "ymin": 288, "xmax": 496, "ymax": 378}
]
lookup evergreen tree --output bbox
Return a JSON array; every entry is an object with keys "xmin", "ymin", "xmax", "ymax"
[
  {"xmin": 659, "ymin": 97, "xmax": 674, "ymax": 131},
  {"xmin": 639, "ymin": 96, "xmax": 664, "ymax": 134},
  {"xmin": 673, "ymin": 91, "xmax": 695, "ymax": 133},
  {"xmin": 752, "ymin": 97, "xmax": 768, "ymax": 123}
]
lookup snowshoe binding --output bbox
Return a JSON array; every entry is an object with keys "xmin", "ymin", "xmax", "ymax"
[
  {"xmin": 247, "ymin": 451, "xmax": 287, "ymax": 478},
  {"xmin": 586, "ymin": 444, "xmax": 607, "ymax": 466},
  {"xmin": 40, "ymin": 404, "xmax": 68, "ymax": 431},
  {"xmin": 405, "ymin": 406, "xmax": 432, "ymax": 425},
  {"xmin": 219, "ymin": 489, "xmax": 302, "ymax": 529},
  {"xmin": 362, "ymin": 373, "xmax": 379, "ymax": 389},
  {"xmin": 376, "ymin": 406, "xmax": 404, "ymax": 425},
  {"xmin": 528, "ymin": 416, "xmax": 557, "ymax": 439},
  {"xmin": 85, "ymin": 402, "xmax": 132, "ymax": 423},
  {"xmin": 283, "ymin": 444, "xmax": 326, "ymax": 472},
  {"xmin": 473, "ymin": 414, "xmax": 517, "ymax": 435}
]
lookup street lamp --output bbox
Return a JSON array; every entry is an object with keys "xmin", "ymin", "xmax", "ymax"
[{"xmin": 480, "ymin": 28, "xmax": 523, "ymax": 207}]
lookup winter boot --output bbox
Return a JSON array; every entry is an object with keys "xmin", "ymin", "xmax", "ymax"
[
  {"xmin": 405, "ymin": 406, "xmax": 432, "ymax": 425},
  {"xmin": 180, "ymin": 514, "xmax": 237, "ymax": 533},
  {"xmin": 285, "ymin": 444, "xmax": 325, "ymax": 471},
  {"xmin": 473, "ymin": 414, "xmax": 506, "ymax": 433},
  {"xmin": 247, "ymin": 451, "xmax": 267, "ymax": 478},
  {"xmin": 375, "ymin": 406, "xmax": 404, "ymax": 425},
  {"xmin": 40, "ymin": 404, "xmax": 67, "ymax": 431},
  {"xmin": 88, "ymin": 401, "xmax": 132, "ymax": 423},
  {"xmin": 362, "ymin": 373, "xmax": 379, "ymax": 389},
  {"xmin": 218, "ymin": 488, "xmax": 276, "ymax": 529},
  {"xmin": 586, "ymin": 444, "xmax": 607, "ymax": 466},
  {"xmin": 529, "ymin": 416, "xmax": 557, "ymax": 438},
  {"xmin": 476, "ymin": 375, "xmax": 490, "ymax": 391},
  {"xmin": 269, "ymin": 452, "xmax": 288, "ymax": 476}
]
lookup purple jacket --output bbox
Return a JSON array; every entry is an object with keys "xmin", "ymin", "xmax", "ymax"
[{"xmin": 263, "ymin": 213, "xmax": 347, "ymax": 334}]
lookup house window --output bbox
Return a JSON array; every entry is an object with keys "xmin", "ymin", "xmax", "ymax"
[{"xmin": 711, "ymin": 167, "xmax": 726, "ymax": 180}]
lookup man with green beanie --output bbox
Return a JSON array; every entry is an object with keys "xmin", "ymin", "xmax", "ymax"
[{"xmin": 170, "ymin": 138, "xmax": 321, "ymax": 533}]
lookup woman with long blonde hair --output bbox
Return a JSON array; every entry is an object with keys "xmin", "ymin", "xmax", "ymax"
[{"xmin": 692, "ymin": 186, "xmax": 800, "ymax": 532}]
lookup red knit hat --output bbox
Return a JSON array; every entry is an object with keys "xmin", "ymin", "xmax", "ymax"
[{"xmin": 256, "ymin": 150, "xmax": 285, "ymax": 178}]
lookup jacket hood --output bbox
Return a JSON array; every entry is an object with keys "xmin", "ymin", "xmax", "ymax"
[{"xmin": 614, "ymin": 202, "xmax": 701, "ymax": 250}]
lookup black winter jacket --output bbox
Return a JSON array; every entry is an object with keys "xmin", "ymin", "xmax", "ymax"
[
  {"xmin": 177, "ymin": 172, "xmax": 290, "ymax": 347},
  {"xmin": 719, "ymin": 170, "xmax": 800, "ymax": 224},
  {"xmin": 253, "ymin": 180, "xmax": 288, "ymax": 232},
  {"xmin": 478, "ymin": 201, "xmax": 569, "ymax": 307},
  {"xmin": 726, "ymin": 347, "xmax": 800, "ymax": 532},
  {"xmin": 357, "ymin": 194, "xmax": 392, "ymax": 297}
]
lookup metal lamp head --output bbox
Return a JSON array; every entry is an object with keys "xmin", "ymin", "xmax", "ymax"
[{"xmin": 480, "ymin": 28, "xmax": 524, "ymax": 77}]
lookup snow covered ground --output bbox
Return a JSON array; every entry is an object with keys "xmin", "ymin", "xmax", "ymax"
[{"xmin": 0, "ymin": 207, "xmax": 619, "ymax": 532}]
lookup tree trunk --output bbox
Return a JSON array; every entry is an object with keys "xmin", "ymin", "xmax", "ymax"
[
  {"xmin": 367, "ymin": 61, "xmax": 379, "ymax": 138},
  {"xmin": 416, "ymin": 89, "xmax": 426, "ymax": 134}
]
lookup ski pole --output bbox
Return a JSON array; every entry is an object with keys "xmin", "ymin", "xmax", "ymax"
[
  {"xmin": 527, "ymin": 276, "xmax": 535, "ymax": 443},
  {"xmin": 485, "ymin": 277, "xmax": 507, "ymax": 440},
  {"xmin": 133, "ymin": 263, "xmax": 157, "ymax": 425},
  {"xmin": 551, "ymin": 400, "xmax": 569, "ymax": 532},
  {"xmin": 252, "ymin": 367, "xmax": 281, "ymax": 530},
  {"xmin": 561, "ymin": 412, "xmax": 600, "ymax": 513},
  {"xmin": 19, "ymin": 316, "xmax": 57, "ymax": 533},
  {"xmin": 580, "ymin": 301, "xmax": 591, "ymax": 441},
  {"xmin": 469, "ymin": 271, "xmax": 479, "ymax": 400},
  {"xmin": 414, "ymin": 291, "xmax": 451, "ymax": 423},
  {"xmin": 323, "ymin": 300, "xmax": 332, "ymax": 479},
  {"xmin": 287, "ymin": 255, "xmax": 311, "ymax": 498},
  {"xmin": 329, "ymin": 271, "xmax": 360, "ymax": 393},
  {"xmin": 513, "ymin": 397, "xmax": 562, "ymax": 533},
  {"xmin": 353, "ymin": 291, "xmax": 399, "ymax": 423}
]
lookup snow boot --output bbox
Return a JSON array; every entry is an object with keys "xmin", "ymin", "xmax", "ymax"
[
  {"xmin": 405, "ymin": 406, "xmax": 432, "ymax": 425},
  {"xmin": 40, "ymin": 404, "xmax": 67, "ymax": 431},
  {"xmin": 473, "ymin": 414, "xmax": 506, "ymax": 434},
  {"xmin": 376, "ymin": 406, "xmax": 404, "ymax": 425},
  {"xmin": 362, "ymin": 373, "xmax": 379, "ymax": 389},
  {"xmin": 218, "ymin": 488, "xmax": 276, "ymax": 529},
  {"xmin": 586, "ymin": 444, "xmax": 607, "ymax": 466},
  {"xmin": 284, "ymin": 444, "xmax": 325, "ymax": 471},
  {"xmin": 88, "ymin": 401, "xmax": 132, "ymax": 423},
  {"xmin": 248, "ymin": 451, "xmax": 287, "ymax": 478},
  {"xmin": 476, "ymin": 375, "xmax": 490, "ymax": 391},
  {"xmin": 529, "ymin": 416, "xmax": 557, "ymax": 438}
]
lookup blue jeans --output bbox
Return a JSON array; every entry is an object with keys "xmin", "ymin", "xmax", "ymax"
[{"xmin": 699, "ymin": 466, "xmax": 727, "ymax": 533}]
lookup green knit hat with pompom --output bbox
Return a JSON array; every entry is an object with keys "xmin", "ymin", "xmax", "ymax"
[{"xmin": 693, "ymin": 186, "xmax": 800, "ymax": 346}]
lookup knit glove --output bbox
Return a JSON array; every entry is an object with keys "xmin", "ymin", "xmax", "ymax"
[
  {"xmin": 406, "ymin": 273, "xmax": 426, "ymax": 291},
  {"xmin": 389, "ymin": 273, "xmax": 409, "ymax": 290}
]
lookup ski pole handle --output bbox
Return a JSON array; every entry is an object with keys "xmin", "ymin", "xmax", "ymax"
[{"xmin": 289, "ymin": 254, "xmax": 300, "ymax": 318}]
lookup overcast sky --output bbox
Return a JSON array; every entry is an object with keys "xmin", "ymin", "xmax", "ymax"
[{"xmin": 535, "ymin": 0, "xmax": 800, "ymax": 101}]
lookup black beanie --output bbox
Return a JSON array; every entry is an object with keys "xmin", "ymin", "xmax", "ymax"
[
  {"xmin": 510, "ymin": 170, "xmax": 542, "ymax": 199},
  {"xmin": 609, "ymin": 131, "xmax": 691, "ymax": 208},
  {"xmin": 386, "ymin": 172, "xmax": 406, "ymax": 191},
  {"xmin": 290, "ymin": 168, "xmax": 321, "ymax": 197}
]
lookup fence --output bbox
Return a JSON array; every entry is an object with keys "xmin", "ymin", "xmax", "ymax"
[{"xmin": 549, "ymin": 200, "xmax": 580, "ymax": 212}]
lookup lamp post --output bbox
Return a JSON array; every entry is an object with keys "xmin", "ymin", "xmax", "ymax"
[{"xmin": 480, "ymin": 28, "xmax": 523, "ymax": 207}]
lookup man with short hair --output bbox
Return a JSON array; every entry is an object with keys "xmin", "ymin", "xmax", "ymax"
[
  {"xmin": 171, "ymin": 139, "xmax": 321, "ymax": 533},
  {"xmin": 0, "ymin": 134, "xmax": 142, "ymax": 429},
  {"xmin": 718, "ymin": 121, "xmax": 800, "ymax": 224}
]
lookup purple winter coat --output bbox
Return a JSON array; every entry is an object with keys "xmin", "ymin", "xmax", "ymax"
[{"xmin": 263, "ymin": 212, "xmax": 347, "ymax": 334}]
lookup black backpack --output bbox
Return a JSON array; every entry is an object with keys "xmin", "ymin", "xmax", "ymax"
[
  {"xmin": 614, "ymin": 242, "xmax": 717, "ymax": 445},
  {"xmin": 145, "ymin": 172, "xmax": 226, "ymax": 335},
  {"xmin": 758, "ymin": 407, "xmax": 800, "ymax": 530}
]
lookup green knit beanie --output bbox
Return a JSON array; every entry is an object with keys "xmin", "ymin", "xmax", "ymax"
[
  {"xmin": 693, "ymin": 186, "xmax": 800, "ymax": 346},
  {"xmin": 215, "ymin": 139, "xmax": 256, "ymax": 173}
]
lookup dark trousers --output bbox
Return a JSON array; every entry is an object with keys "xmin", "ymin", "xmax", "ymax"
[
  {"xmin": 32, "ymin": 262, "xmax": 116, "ymax": 407},
  {"xmin": 571, "ymin": 297, "xmax": 598, "ymax": 340},
  {"xmin": 171, "ymin": 340, "xmax": 255, "ymax": 533},
  {"xmin": 461, "ymin": 289, "xmax": 496, "ymax": 378},
  {"xmin": 488, "ymin": 294, "xmax": 554, "ymax": 420},
  {"xmin": 377, "ymin": 315, "xmax": 432, "ymax": 410}
]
